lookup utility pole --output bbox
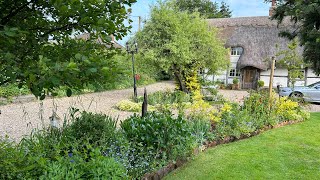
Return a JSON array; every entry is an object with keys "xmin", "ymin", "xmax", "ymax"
[{"xmin": 138, "ymin": 16, "xmax": 141, "ymax": 32}]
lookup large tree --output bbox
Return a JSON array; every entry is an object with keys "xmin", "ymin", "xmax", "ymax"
[
  {"xmin": 136, "ymin": 2, "xmax": 229, "ymax": 93},
  {"xmin": 0, "ymin": 0, "xmax": 136, "ymax": 99},
  {"xmin": 172, "ymin": 0, "xmax": 232, "ymax": 18},
  {"xmin": 265, "ymin": 0, "xmax": 320, "ymax": 74}
]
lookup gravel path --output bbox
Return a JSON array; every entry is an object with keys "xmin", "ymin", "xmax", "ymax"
[
  {"xmin": 0, "ymin": 81, "xmax": 176, "ymax": 141},
  {"xmin": 218, "ymin": 89, "xmax": 249, "ymax": 103}
]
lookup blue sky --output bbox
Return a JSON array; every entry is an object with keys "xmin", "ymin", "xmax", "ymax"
[{"xmin": 119, "ymin": 0, "xmax": 271, "ymax": 45}]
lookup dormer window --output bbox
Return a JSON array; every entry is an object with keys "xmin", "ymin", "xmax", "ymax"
[{"xmin": 231, "ymin": 47, "xmax": 243, "ymax": 56}]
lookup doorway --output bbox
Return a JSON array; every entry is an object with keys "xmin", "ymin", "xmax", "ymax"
[{"xmin": 242, "ymin": 67, "xmax": 259, "ymax": 89}]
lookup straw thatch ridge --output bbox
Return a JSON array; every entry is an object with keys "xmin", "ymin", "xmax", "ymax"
[{"xmin": 208, "ymin": 16, "xmax": 301, "ymax": 70}]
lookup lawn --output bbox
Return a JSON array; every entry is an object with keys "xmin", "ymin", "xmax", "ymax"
[{"xmin": 165, "ymin": 113, "xmax": 320, "ymax": 180}]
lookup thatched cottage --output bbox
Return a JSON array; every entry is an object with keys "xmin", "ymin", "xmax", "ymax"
[{"xmin": 207, "ymin": 4, "xmax": 320, "ymax": 89}]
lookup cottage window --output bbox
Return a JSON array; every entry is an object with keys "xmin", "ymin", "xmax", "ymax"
[
  {"xmin": 229, "ymin": 69, "xmax": 240, "ymax": 77},
  {"xmin": 231, "ymin": 47, "xmax": 243, "ymax": 56}
]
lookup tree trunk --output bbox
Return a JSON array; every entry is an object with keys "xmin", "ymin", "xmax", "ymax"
[{"xmin": 172, "ymin": 64, "xmax": 189, "ymax": 93}]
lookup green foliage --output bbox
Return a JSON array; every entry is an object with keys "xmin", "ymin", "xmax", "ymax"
[
  {"xmin": 0, "ymin": 83, "xmax": 29, "ymax": 98},
  {"xmin": 0, "ymin": 0, "xmax": 137, "ymax": 98},
  {"xmin": 172, "ymin": 0, "xmax": 232, "ymax": 18},
  {"xmin": 232, "ymin": 78, "xmax": 239, "ymax": 84},
  {"xmin": 276, "ymin": 39, "xmax": 306, "ymax": 87},
  {"xmin": 137, "ymin": 90, "xmax": 191, "ymax": 106},
  {"xmin": 267, "ymin": 0, "xmax": 320, "ymax": 74},
  {"xmin": 257, "ymin": 80, "xmax": 265, "ymax": 88},
  {"xmin": 41, "ymin": 149, "xmax": 127, "ymax": 180},
  {"xmin": 136, "ymin": 2, "xmax": 229, "ymax": 92},
  {"xmin": 116, "ymin": 100, "xmax": 143, "ymax": 112},
  {"xmin": 0, "ymin": 138, "xmax": 27, "ymax": 179},
  {"xmin": 66, "ymin": 112, "xmax": 118, "ymax": 145},
  {"xmin": 215, "ymin": 91, "xmax": 310, "ymax": 139},
  {"xmin": 121, "ymin": 113, "xmax": 196, "ymax": 161}
]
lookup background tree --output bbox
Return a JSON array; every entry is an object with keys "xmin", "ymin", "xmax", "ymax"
[
  {"xmin": 0, "ymin": 0, "xmax": 136, "ymax": 99},
  {"xmin": 172, "ymin": 0, "xmax": 232, "ymax": 18},
  {"xmin": 276, "ymin": 39, "xmax": 306, "ymax": 87},
  {"xmin": 265, "ymin": 0, "xmax": 320, "ymax": 74},
  {"xmin": 136, "ymin": 2, "xmax": 229, "ymax": 93}
]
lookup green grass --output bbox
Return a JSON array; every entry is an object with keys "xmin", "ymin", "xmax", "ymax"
[{"xmin": 165, "ymin": 113, "xmax": 320, "ymax": 180}]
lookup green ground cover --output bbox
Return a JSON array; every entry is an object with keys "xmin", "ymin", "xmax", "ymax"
[{"xmin": 165, "ymin": 113, "xmax": 320, "ymax": 180}]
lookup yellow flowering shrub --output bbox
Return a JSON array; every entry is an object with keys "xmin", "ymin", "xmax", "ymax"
[
  {"xmin": 185, "ymin": 72, "xmax": 201, "ymax": 92},
  {"xmin": 188, "ymin": 90, "xmax": 219, "ymax": 122},
  {"xmin": 116, "ymin": 100, "xmax": 156, "ymax": 112},
  {"xmin": 275, "ymin": 97, "xmax": 309, "ymax": 121}
]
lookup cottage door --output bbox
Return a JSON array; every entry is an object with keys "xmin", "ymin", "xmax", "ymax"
[{"xmin": 243, "ymin": 69, "xmax": 256, "ymax": 89}]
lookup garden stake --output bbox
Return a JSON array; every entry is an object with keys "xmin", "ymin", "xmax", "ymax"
[{"xmin": 142, "ymin": 87, "xmax": 148, "ymax": 117}]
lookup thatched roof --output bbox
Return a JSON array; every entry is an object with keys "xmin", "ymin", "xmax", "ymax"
[{"xmin": 208, "ymin": 16, "xmax": 301, "ymax": 70}]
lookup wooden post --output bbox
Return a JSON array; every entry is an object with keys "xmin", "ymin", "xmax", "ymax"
[
  {"xmin": 142, "ymin": 87, "xmax": 148, "ymax": 117},
  {"xmin": 269, "ymin": 57, "xmax": 275, "ymax": 109}
]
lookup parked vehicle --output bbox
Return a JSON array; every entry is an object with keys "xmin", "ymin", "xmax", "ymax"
[{"xmin": 279, "ymin": 82, "xmax": 320, "ymax": 103}]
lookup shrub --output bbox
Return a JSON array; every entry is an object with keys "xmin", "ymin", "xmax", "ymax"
[
  {"xmin": 258, "ymin": 80, "xmax": 265, "ymax": 88},
  {"xmin": 67, "ymin": 112, "xmax": 118, "ymax": 145},
  {"xmin": 137, "ymin": 90, "xmax": 191, "ymax": 106},
  {"xmin": 41, "ymin": 148, "xmax": 127, "ymax": 179},
  {"xmin": 0, "ymin": 138, "xmax": 29, "ymax": 179},
  {"xmin": 233, "ymin": 78, "xmax": 239, "ymax": 84},
  {"xmin": 275, "ymin": 97, "xmax": 310, "ymax": 121},
  {"xmin": 116, "ymin": 100, "xmax": 142, "ymax": 112},
  {"xmin": 121, "ymin": 113, "xmax": 196, "ymax": 161},
  {"xmin": 0, "ymin": 84, "xmax": 30, "ymax": 98}
]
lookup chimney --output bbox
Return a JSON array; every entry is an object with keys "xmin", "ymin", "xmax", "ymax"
[{"xmin": 269, "ymin": 0, "xmax": 276, "ymax": 17}]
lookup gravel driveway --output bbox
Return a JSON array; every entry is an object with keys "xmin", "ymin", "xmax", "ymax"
[{"xmin": 0, "ymin": 81, "xmax": 175, "ymax": 141}]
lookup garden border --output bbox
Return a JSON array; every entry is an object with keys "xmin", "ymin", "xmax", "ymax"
[{"xmin": 142, "ymin": 120, "xmax": 303, "ymax": 180}]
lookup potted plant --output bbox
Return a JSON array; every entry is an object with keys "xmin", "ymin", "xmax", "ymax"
[{"xmin": 232, "ymin": 78, "xmax": 239, "ymax": 90}]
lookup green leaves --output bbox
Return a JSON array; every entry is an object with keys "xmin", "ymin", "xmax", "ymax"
[
  {"xmin": 136, "ymin": 2, "xmax": 228, "ymax": 91},
  {"xmin": 0, "ymin": 0, "xmax": 136, "ymax": 99},
  {"xmin": 269, "ymin": 0, "xmax": 320, "ymax": 74}
]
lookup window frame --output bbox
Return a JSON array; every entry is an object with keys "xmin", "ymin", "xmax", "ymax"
[
  {"xmin": 229, "ymin": 68, "xmax": 240, "ymax": 77},
  {"xmin": 231, "ymin": 47, "xmax": 243, "ymax": 56}
]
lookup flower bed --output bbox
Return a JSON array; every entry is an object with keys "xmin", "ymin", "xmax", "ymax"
[{"xmin": 0, "ymin": 91, "xmax": 309, "ymax": 179}]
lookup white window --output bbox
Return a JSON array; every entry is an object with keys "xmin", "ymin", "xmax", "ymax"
[
  {"xmin": 231, "ymin": 47, "xmax": 243, "ymax": 56},
  {"xmin": 229, "ymin": 69, "xmax": 240, "ymax": 77}
]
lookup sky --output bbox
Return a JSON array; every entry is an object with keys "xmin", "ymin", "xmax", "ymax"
[{"xmin": 118, "ymin": 0, "xmax": 271, "ymax": 46}]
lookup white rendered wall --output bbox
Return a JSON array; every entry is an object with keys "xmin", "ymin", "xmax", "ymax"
[
  {"xmin": 306, "ymin": 68, "xmax": 320, "ymax": 85},
  {"xmin": 260, "ymin": 68, "xmax": 288, "ymax": 87}
]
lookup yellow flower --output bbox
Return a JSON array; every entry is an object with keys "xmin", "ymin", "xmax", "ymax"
[{"xmin": 221, "ymin": 103, "xmax": 232, "ymax": 112}]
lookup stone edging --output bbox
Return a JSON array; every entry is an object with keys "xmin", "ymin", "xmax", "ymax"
[{"xmin": 142, "ymin": 120, "xmax": 302, "ymax": 180}]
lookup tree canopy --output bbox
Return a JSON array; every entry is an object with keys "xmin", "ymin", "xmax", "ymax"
[
  {"xmin": 266, "ymin": 0, "xmax": 320, "ymax": 74},
  {"xmin": 172, "ymin": 0, "xmax": 232, "ymax": 18},
  {"xmin": 0, "ymin": 0, "xmax": 136, "ymax": 99},
  {"xmin": 136, "ymin": 2, "xmax": 229, "ymax": 92}
]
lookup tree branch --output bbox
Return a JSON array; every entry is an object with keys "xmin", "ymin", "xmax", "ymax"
[{"xmin": 0, "ymin": 1, "xmax": 35, "ymax": 26}]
